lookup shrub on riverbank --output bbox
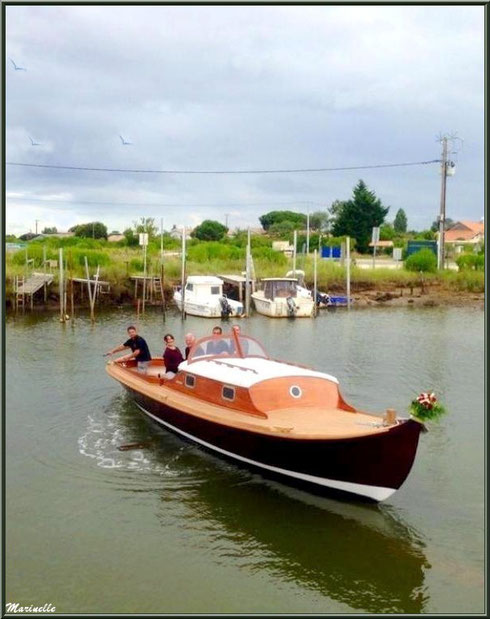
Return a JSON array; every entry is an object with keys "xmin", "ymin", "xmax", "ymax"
[{"xmin": 405, "ymin": 249, "xmax": 437, "ymax": 273}]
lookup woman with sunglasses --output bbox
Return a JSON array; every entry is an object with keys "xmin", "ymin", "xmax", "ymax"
[{"xmin": 162, "ymin": 333, "xmax": 184, "ymax": 379}]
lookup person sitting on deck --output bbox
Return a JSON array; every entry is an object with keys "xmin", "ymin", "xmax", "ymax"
[
  {"xmin": 206, "ymin": 326, "xmax": 229, "ymax": 355},
  {"xmin": 162, "ymin": 333, "xmax": 184, "ymax": 379},
  {"xmin": 104, "ymin": 326, "xmax": 152, "ymax": 374}
]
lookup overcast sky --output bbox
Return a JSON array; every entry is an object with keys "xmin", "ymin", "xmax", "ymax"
[{"xmin": 5, "ymin": 4, "xmax": 485, "ymax": 236}]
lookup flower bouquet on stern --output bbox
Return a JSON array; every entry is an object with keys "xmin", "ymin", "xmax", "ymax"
[{"xmin": 409, "ymin": 391, "xmax": 446, "ymax": 423}]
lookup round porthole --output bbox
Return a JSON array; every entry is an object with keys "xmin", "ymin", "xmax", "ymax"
[{"xmin": 290, "ymin": 385, "xmax": 302, "ymax": 398}]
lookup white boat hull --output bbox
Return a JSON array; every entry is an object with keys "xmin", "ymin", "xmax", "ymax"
[
  {"xmin": 251, "ymin": 293, "xmax": 314, "ymax": 317},
  {"xmin": 174, "ymin": 291, "xmax": 243, "ymax": 318}
]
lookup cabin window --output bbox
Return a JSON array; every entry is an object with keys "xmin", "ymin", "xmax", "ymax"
[
  {"xmin": 222, "ymin": 386, "xmax": 235, "ymax": 401},
  {"xmin": 186, "ymin": 283, "xmax": 194, "ymax": 292},
  {"xmin": 289, "ymin": 385, "xmax": 302, "ymax": 398},
  {"xmin": 211, "ymin": 286, "xmax": 221, "ymax": 295},
  {"xmin": 185, "ymin": 374, "xmax": 196, "ymax": 388}
]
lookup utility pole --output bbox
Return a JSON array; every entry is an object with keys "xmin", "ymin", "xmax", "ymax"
[
  {"xmin": 35, "ymin": 219, "xmax": 39, "ymax": 235},
  {"xmin": 306, "ymin": 209, "xmax": 310, "ymax": 254},
  {"xmin": 438, "ymin": 136, "xmax": 448, "ymax": 270}
]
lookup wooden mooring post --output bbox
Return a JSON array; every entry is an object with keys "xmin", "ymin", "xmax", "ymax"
[
  {"xmin": 181, "ymin": 226, "xmax": 186, "ymax": 320},
  {"xmin": 43, "ymin": 246, "xmax": 47, "ymax": 303},
  {"xmin": 59, "ymin": 248, "xmax": 65, "ymax": 322},
  {"xmin": 313, "ymin": 249, "xmax": 318, "ymax": 317},
  {"xmin": 346, "ymin": 236, "xmax": 351, "ymax": 311}
]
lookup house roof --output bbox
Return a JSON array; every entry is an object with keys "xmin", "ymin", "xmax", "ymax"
[
  {"xmin": 368, "ymin": 240, "xmax": 394, "ymax": 248},
  {"xmin": 445, "ymin": 220, "xmax": 484, "ymax": 242}
]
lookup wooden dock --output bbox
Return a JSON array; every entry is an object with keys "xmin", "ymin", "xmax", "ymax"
[
  {"xmin": 16, "ymin": 272, "xmax": 54, "ymax": 311},
  {"xmin": 17, "ymin": 272, "xmax": 54, "ymax": 295}
]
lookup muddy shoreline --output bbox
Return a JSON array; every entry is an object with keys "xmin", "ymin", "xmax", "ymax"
[{"xmin": 6, "ymin": 286, "xmax": 484, "ymax": 313}]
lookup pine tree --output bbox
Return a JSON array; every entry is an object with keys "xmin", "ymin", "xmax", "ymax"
[
  {"xmin": 330, "ymin": 180, "xmax": 389, "ymax": 253},
  {"xmin": 393, "ymin": 208, "xmax": 408, "ymax": 233}
]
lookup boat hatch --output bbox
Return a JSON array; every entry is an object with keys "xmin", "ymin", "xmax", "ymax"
[{"xmin": 187, "ymin": 333, "xmax": 269, "ymax": 363}]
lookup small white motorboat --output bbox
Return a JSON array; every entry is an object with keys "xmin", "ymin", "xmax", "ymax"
[
  {"xmin": 252, "ymin": 278, "xmax": 314, "ymax": 317},
  {"xmin": 173, "ymin": 275, "xmax": 243, "ymax": 318}
]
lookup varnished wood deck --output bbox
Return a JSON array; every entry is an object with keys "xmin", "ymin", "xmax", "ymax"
[{"xmin": 107, "ymin": 362, "xmax": 394, "ymax": 440}]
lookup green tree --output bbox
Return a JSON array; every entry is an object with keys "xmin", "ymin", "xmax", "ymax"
[
  {"xmin": 380, "ymin": 223, "xmax": 396, "ymax": 241},
  {"xmin": 132, "ymin": 217, "xmax": 158, "ymax": 239},
  {"xmin": 191, "ymin": 220, "xmax": 228, "ymax": 241},
  {"xmin": 42, "ymin": 226, "xmax": 58, "ymax": 234},
  {"xmin": 430, "ymin": 217, "xmax": 454, "ymax": 232},
  {"xmin": 393, "ymin": 209, "xmax": 407, "ymax": 233},
  {"xmin": 259, "ymin": 210, "xmax": 306, "ymax": 231},
  {"xmin": 69, "ymin": 222, "xmax": 108, "ymax": 239},
  {"xmin": 309, "ymin": 210, "xmax": 330, "ymax": 232},
  {"xmin": 330, "ymin": 180, "xmax": 390, "ymax": 253},
  {"xmin": 268, "ymin": 220, "xmax": 296, "ymax": 238},
  {"xmin": 123, "ymin": 228, "xmax": 139, "ymax": 246}
]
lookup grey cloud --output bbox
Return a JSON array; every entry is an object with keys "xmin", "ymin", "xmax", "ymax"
[{"xmin": 6, "ymin": 4, "xmax": 484, "ymax": 235}]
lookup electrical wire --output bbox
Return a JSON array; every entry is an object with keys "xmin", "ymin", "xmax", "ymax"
[
  {"xmin": 6, "ymin": 159, "xmax": 441, "ymax": 175},
  {"xmin": 6, "ymin": 197, "xmax": 325, "ymax": 208}
]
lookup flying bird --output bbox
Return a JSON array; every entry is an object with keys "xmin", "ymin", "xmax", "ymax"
[
  {"xmin": 9, "ymin": 58, "xmax": 27, "ymax": 71},
  {"xmin": 29, "ymin": 136, "xmax": 42, "ymax": 146},
  {"xmin": 119, "ymin": 134, "xmax": 132, "ymax": 145}
]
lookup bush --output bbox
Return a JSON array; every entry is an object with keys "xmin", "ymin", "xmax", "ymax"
[
  {"xmin": 75, "ymin": 250, "xmax": 110, "ymax": 267},
  {"xmin": 187, "ymin": 242, "xmax": 243, "ymax": 262},
  {"xmin": 455, "ymin": 254, "xmax": 484, "ymax": 271},
  {"xmin": 130, "ymin": 258, "xmax": 144, "ymax": 272},
  {"xmin": 405, "ymin": 249, "xmax": 437, "ymax": 273},
  {"xmin": 253, "ymin": 247, "xmax": 288, "ymax": 265}
]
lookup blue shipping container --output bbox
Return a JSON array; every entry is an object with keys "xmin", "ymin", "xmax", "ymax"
[
  {"xmin": 406, "ymin": 240, "xmax": 437, "ymax": 257},
  {"xmin": 321, "ymin": 246, "xmax": 342, "ymax": 259}
]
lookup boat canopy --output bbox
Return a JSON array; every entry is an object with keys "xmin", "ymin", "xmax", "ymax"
[
  {"xmin": 187, "ymin": 332, "xmax": 269, "ymax": 363},
  {"xmin": 262, "ymin": 279, "xmax": 298, "ymax": 300}
]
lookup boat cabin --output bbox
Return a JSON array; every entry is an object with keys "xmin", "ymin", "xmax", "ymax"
[
  {"xmin": 261, "ymin": 278, "xmax": 299, "ymax": 300},
  {"xmin": 185, "ymin": 275, "xmax": 225, "ymax": 297}
]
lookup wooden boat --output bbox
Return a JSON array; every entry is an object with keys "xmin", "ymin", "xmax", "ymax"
[
  {"xmin": 173, "ymin": 275, "xmax": 243, "ymax": 318},
  {"xmin": 252, "ymin": 278, "xmax": 314, "ymax": 317},
  {"xmin": 106, "ymin": 330, "xmax": 423, "ymax": 501}
]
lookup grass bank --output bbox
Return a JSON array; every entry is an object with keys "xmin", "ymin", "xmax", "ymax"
[{"xmin": 5, "ymin": 242, "xmax": 484, "ymax": 308}]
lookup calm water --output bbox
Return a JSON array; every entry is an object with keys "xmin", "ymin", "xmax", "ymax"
[{"xmin": 5, "ymin": 306, "xmax": 485, "ymax": 613}]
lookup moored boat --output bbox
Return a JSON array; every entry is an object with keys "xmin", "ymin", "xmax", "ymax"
[
  {"xmin": 284, "ymin": 270, "xmax": 353, "ymax": 308},
  {"xmin": 173, "ymin": 275, "xmax": 243, "ymax": 318},
  {"xmin": 252, "ymin": 278, "xmax": 314, "ymax": 317},
  {"xmin": 106, "ymin": 329, "xmax": 423, "ymax": 501}
]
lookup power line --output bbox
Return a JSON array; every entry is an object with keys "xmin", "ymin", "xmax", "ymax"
[
  {"xmin": 6, "ymin": 159, "xmax": 441, "ymax": 175},
  {"xmin": 6, "ymin": 196, "xmax": 326, "ymax": 208}
]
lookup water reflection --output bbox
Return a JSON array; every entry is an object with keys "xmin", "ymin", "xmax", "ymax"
[{"xmin": 106, "ymin": 395, "xmax": 430, "ymax": 614}]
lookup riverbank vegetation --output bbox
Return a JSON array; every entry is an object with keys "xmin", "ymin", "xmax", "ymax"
[
  {"xmin": 5, "ymin": 233, "xmax": 484, "ymax": 307},
  {"xmin": 6, "ymin": 184, "xmax": 484, "ymax": 307}
]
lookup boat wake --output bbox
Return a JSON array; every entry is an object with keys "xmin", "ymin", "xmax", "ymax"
[{"xmin": 77, "ymin": 396, "xmax": 190, "ymax": 478}]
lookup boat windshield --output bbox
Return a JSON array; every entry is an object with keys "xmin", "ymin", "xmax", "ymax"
[
  {"xmin": 187, "ymin": 334, "xmax": 268, "ymax": 363},
  {"xmin": 264, "ymin": 280, "xmax": 298, "ymax": 300}
]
